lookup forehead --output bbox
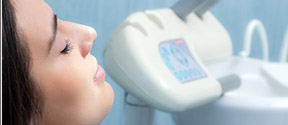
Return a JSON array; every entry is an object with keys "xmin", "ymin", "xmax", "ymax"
[{"xmin": 13, "ymin": 0, "xmax": 54, "ymax": 59}]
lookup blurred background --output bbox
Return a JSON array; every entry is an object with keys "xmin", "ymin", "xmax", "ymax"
[{"xmin": 45, "ymin": 0, "xmax": 288, "ymax": 124}]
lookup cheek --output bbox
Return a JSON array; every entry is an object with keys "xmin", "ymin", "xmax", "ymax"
[
  {"xmin": 32, "ymin": 53, "xmax": 113, "ymax": 123},
  {"xmin": 51, "ymin": 72, "xmax": 86, "ymax": 102},
  {"xmin": 42, "ymin": 61, "xmax": 92, "ymax": 105}
]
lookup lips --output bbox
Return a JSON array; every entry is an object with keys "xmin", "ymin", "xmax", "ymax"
[{"xmin": 94, "ymin": 65, "xmax": 105, "ymax": 83}]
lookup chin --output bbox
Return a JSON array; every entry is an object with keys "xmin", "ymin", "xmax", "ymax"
[
  {"xmin": 105, "ymin": 81, "xmax": 114, "ymax": 109},
  {"xmin": 100, "ymin": 82, "xmax": 114, "ymax": 120}
]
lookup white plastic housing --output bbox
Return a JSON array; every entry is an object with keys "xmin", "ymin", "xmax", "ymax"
[
  {"xmin": 173, "ymin": 57, "xmax": 288, "ymax": 125},
  {"xmin": 103, "ymin": 9, "xmax": 232, "ymax": 112}
]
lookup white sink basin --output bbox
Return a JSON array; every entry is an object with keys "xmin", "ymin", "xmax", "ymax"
[
  {"xmin": 173, "ymin": 57, "xmax": 288, "ymax": 125},
  {"xmin": 261, "ymin": 62, "xmax": 288, "ymax": 94}
]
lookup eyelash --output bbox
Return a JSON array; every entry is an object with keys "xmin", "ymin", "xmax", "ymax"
[{"xmin": 61, "ymin": 39, "xmax": 73, "ymax": 54}]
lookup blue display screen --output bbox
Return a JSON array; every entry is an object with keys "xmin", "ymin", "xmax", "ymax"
[{"xmin": 159, "ymin": 39, "xmax": 207, "ymax": 83}]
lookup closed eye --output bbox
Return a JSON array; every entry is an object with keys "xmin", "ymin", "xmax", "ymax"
[{"xmin": 61, "ymin": 39, "xmax": 73, "ymax": 54}]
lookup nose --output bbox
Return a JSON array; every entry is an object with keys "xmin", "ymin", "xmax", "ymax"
[{"xmin": 79, "ymin": 25, "xmax": 97, "ymax": 58}]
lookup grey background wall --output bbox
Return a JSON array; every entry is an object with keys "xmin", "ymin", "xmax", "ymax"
[{"xmin": 44, "ymin": 0, "xmax": 288, "ymax": 124}]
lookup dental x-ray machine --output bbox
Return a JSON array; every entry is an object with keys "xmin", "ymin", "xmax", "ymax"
[{"xmin": 103, "ymin": 0, "xmax": 243, "ymax": 124}]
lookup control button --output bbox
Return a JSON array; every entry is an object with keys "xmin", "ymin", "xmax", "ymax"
[
  {"xmin": 180, "ymin": 53, "xmax": 186, "ymax": 58},
  {"xmin": 162, "ymin": 47, "xmax": 170, "ymax": 55},
  {"xmin": 184, "ymin": 70, "xmax": 192, "ymax": 78},
  {"xmin": 189, "ymin": 69, "xmax": 195, "ymax": 77},
  {"xmin": 179, "ymin": 71, "xmax": 184, "ymax": 79},
  {"xmin": 174, "ymin": 72, "xmax": 182, "ymax": 80},
  {"xmin": 166, "ymin": 62, "xmax": 175, "ymax": 71},
  {"xmin": 172, "ymin": 53, "xmax": 179, "ymax": 60},
  {"xmin": 170, "ymin": 46, "xmax": 177, "ymax": 54},
  {"xmin": 193, "ymin": 68, "xmax": 199, "ymax": 77},
  {"xmin": 195, "ymin": 68, "xmax": 201, "ymax": 75},
  {"xmin": 161, "ymin": 54, "xmax": 170, "ymax": 62},
  {"xmin": 182, "ymin": 59, "xmax": 189, "ymax": 67},
  {"xmin": 182, "ymin": 70, "xmax": 188, "ymax": 79}
]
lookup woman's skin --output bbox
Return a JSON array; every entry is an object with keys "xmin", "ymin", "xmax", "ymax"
[{"xmin": 13, "ymin": 0, "xmax": 114, "ymax": 124}]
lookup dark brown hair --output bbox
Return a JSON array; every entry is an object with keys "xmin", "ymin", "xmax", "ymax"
[{"xmin": 3, "ymin": 0, "xmax": 43, "ymax": 124}]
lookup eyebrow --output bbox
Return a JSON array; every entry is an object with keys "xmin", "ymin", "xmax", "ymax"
[{"xmin": 48, "ymin": 14, "xmax": 58, "ymax": 53}]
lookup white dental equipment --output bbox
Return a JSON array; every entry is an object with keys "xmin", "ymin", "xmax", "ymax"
[
  {"xmin": 261, "ymin": 26, "xmax": 288, "ymax": 93},
  {"xmin": 239, "ymin": 20, "xmax": 288, "ymax": 93},
  {"xmin": 174, "ymin": 19, "xmax": 288, "ymax": 125},
  {"xmin": 103, "ymin": 0, "xmax": 288, "ymax": 124},
  {"xmin": 104, "ymin": 0, "xmax": 240, "ymax": 115}
]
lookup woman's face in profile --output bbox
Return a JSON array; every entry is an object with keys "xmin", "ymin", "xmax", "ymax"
[{"xmin": 14, "ymin": 0, "xmax": 114, "ymax": 124}]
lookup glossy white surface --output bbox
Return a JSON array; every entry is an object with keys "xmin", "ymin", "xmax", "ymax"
[
  {"xmin": 174, "ymin": 57, "xmax": 288, "ymax": 125},
  {"xmin": 104, "ymin": 8, "xmax": 232, "ymax": 112},
  {"xmin": 261, "ymin": 62, "xmax": 288, "ymax": 93}
]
